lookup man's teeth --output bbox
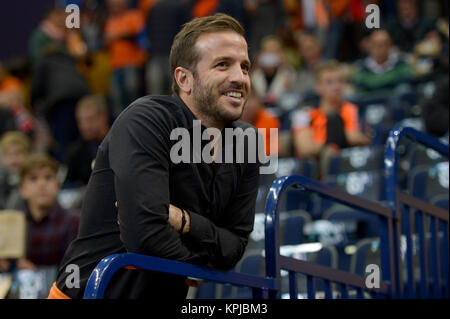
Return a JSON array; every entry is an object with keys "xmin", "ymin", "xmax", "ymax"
[{"xmin": 225, "ymin": 92, "xmax": 242, "ymax": 98}]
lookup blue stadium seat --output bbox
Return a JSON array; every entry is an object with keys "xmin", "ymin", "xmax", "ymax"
[
  {"xmin": 316, "ymin": 170, "xmax": 385, "ymax": 219},
  {"xmin": 247, "ymin": 210, "xmax": 312, "ymax": 250},
  {"xmin": 323, "ymin": 207, "xmax": 380, "ymax": 271},
  {"xmin": 408, "ymin": 162, "xmax": 449, "ymax": 201},
  {"xmin": 282, "ymin": 210, "xmax": 312, "ymax": 245},
  {"xmin": 275, "ymin": 158, "xmax": 318, "ymax": 211},
  {"xmin": 431, "ymin": 194, "xmax": 449, "ymax": 210},
  {"xmin": 324, "ymin": 146, "xmax": 384, "ymax": 176},
  {"xmin": 350, "ymin": 238, "xmax": 380, "ymax": 276}
]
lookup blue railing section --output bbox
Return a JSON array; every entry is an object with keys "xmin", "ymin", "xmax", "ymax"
[
  {"xmin": 384, "ymin": 125, "xmax": 449, "ymax": 298},
  {"xmin": 83, "ymin": 126, "xmax": 449, "ymax": 299}
]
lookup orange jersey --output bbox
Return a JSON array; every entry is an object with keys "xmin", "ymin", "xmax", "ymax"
[
  {"xmin": 104, "ymin": 10, "xmax": 146, "ymax": 70},
  {"xmin": 253, "ymin": 108, "xmax": 280, "ymax": 156},
  {"xmin": 292, "ymin": 101, "xmax": 360, "ymax": 144}
]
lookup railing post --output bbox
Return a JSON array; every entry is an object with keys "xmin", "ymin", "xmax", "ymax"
[
  {"xmin": 384, "ymin": 125, "xmax": 449, "ymax": 299},
  {"xmin": 264, "ymin": 176, "xmax": 285, "ymax": 299}
]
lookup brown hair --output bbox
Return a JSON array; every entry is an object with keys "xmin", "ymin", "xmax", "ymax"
[
  {"xmin": 76, "ymin": 94, "xmax": 108, "ymax": 115},
  {"xmin": 0, "ymin": 131, "xmax": 32, "ymax": 154},
  {"xmin": 315, "ymin": 60, "xmax": 342, "ymax": 81},
  {"xmin": 19, "ymin": 153, "xmax": 59, "ymax": 183},
  {"xmin": 169, "ymin": 13, "xmax": 245, "ymax": 93}
]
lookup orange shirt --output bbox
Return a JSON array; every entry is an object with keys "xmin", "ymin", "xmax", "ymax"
[
  {"xmin": 0, "ymin": 76, "xmax": 22, "ymax": 92},
  {"xmin": 193, "ymin": 0, "xmax": 219, "ymax": 18},
  {"xmin": 253, "ymin": 108, "xmax": 280, "ymax": 156},
  {"xmin": 104, "ymin": 10, "xmax": 146, "ymax": 70},
  {"xmin": 292, "ymin": 101, "xmax": 360, "ymax": 144}
]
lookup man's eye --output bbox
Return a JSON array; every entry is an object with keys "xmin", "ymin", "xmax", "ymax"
[{"xmin": 216, "ymin": 62, "xmax": 227, "ymax": 68}]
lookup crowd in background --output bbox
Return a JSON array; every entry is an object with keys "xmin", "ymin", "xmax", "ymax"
[{"xmin": 0, "ymin": 0, "xmax": 448, "ymax": 298}]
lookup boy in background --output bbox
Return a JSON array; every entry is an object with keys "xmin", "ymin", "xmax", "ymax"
[
  {"xmin": 0, "ymin": 131, "xmax": 32, "ymax": 209},
  {"xmin": 292, "ymin": 61, "xmax": 370, "ymax": 167},
  {"xmin": 16, "ymin": 154, "xmax": 79, "ymax": 269}
]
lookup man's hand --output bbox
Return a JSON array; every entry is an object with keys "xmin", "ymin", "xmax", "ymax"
[{"xmin": 169, "ymin": 204, "xmax": 190, "ymax": 235}]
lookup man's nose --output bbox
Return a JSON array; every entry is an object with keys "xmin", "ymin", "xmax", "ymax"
[{"xmin": 229, "ymin": 64, "xmax": 246, "ymax": 85}]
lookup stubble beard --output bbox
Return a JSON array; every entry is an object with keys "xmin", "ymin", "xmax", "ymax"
[{"xmin": 192, "ymin": 75, "xmax": 246, "ymax": 127}]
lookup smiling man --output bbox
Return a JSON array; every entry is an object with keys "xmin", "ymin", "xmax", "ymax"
[{"xmin": 48, "ymin": 14, "xmax": 262, "ymax": 299}]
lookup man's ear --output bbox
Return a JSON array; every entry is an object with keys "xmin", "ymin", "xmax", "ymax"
[{"xmin": 174, "ymin": 67, "xmax": 193, "ymax": 95}]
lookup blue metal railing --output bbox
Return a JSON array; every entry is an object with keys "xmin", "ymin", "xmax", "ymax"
[
  {"xmin": 83, "ymin": 126, "xmax": 449, "ymax": 299},
  {"xmin": 83, "ymin": 253, "xmax": 278, "ymax": 299},
  {"xmin": 83, "ymin": 174, "xmax": 392, "ymax": 299},
  {"xmin": 264, "ymin": 175, "xmax": 392, "ymax": 299},
  {"xmin": 384, "ymin": 125, "xmax": 449, "ymax": 298}
]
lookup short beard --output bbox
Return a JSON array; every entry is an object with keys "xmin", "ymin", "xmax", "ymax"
[{"xmin": 192, "ymin": 74, "xmax": 245, "ymax": 127}]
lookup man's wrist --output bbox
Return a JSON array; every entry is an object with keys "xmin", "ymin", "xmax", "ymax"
[
  {"xmin": 178, "ymin": 209, "xmax": 187, "ymax": 234},
  {"xmin": 181, "ymin": 209, "xmax": 190, "ymax": 235}
]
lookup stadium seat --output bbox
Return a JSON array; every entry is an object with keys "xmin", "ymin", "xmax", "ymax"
[
  {"xmin": 408, "ymin": 162, "xmax": 449, "ymax": 201},
  {"xmin": 323, "ymin": 146, "xmax": 384, "ymax": 176},
  {"xmin": 323, "ymin": 207, "xmax": 380, "ymax": 271},
  {"xmin": 247, "ymin": 210, "xmax": 313, "ymax": 250},
  {"xmin": 316, "ymin": 170, "xmax": 385, "ymax": 219},
  {"xmin": 350, "ymin": 238, "xmax": 380, "ymax": 276},
  {"xmin": 430, "ymin": 194, "xmax": 449, "ymax": 210},
  {"xmin": 282, "ymin": 210, "xmax": 312, "ymax": 245}
]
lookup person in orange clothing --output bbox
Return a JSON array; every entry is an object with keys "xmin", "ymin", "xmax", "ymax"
[
  {"xmin": 292, "ymin": 61, "xmax": 370, "ymax": 161},
  {"xmin": 0, "ymin": 62, "xmax": 23, "ymax": 95},
  {"xmin": 241, "ymin": 90, "xmax": 280, "ymax": 156},
  {"xmin": 104, "ymin": 0, "xmax": 146, "ymax": 117}
]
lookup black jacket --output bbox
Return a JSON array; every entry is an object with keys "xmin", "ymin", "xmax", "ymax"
[{"xmin": 55, "ymin": 94, "xmax": 261, "ymax": 299}]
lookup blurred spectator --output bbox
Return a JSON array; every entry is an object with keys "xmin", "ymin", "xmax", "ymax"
[
  {"xmin": 423, "ymin": 74, "xmax": 449, "ymax": 138},
  {"xmin": 0, "ymin": 62, "xmax": 23, "ymax": 135},
  {"xmin": 384, "ymin": 0, "xmax": 437, "ymax": 53},
  {"xmin": 145, "ymin": 0, "xmax": 191, "ymax": 95},
  {"xmin": 294, "ymin": 32, "xmax": 325, "ymax": 97},
  {"xmin": 28, "ymin": 7, "xmax": 67, "ymax": 64},
  {"xmin": 0, "ymin": 63, "xmax": 35, "ymax": 136},
  {"xmin": 192, "ymin": 0, "xmax": 219, "ymax": 18},
  {"xmin": 292, "ymin": 61, "xmax": 370, "ymax": 160},
  {"xmin": 104, "ymin": 0, "xmax": 146, "ymax": 117},
  {"xmin": 0, "ymin": 108, "xmax": 16, "ymax": 137},
  {"xmin": 0, "ymin": 61, "xmax": 23, "ymax": 95},
  {"xmin": 0, "ymin": 132, "xmax": 32, "ymax": 210},
  {"xmin": 216, "ymin": 0, "xmax": 248, "ymax": 26},
  {"xmin": 31, "ymin": 43, "xmax": 90, "ymax": 161},
  {"xmin": 246, "ymin": 0, "xmax": 285, "ymax": 59},
  {"xmin": 7, "ymin": 154, "xmax": 79, "ymax": 269},
  {"xmin": 351, "ymin": 29, "xmax": 414, "ymax": 102},
  {"xmin": 241, "ymin": 90, "xmax": 280, "ymax": 155},
  {"xmin": 251, "ymin": 36, "xmax": 296, "ymax": 104},
  {"xmin": 64, "ymin": 95, "xmax": 110, "ymax": 186}
]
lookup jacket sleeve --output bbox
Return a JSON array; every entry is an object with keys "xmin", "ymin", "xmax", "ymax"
[
  {"xmin": 184, "ymin": 161, "xmax": 260, "ymax": 271},
  {"xmin": 108, "ymin": 103, "xmax": 208, "ymax": 265}
]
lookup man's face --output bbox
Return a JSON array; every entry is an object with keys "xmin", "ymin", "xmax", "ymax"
[
  {"xmin": 76, "ymin": 107, "xmax": 108, "ymax": 141},
  {"xmin": 20, "ymin": 167, "xmax": 60, "ymax": 209},
  {"xmin": 298, "ymin": 35, "xmax": 321, "ymax": 64},
  {"xmin": 369, "ymin": 31, "xmax": 392, "ymax": 64},
  {"xmin": 397, "ymin": 0, "xmax": 417, "ymax": 21},
  {"xmin": 192, "ymin": 31, "xmax": 251, "ymax": 125},
  {"xmin": 316, "ymin": 69, "xmax": 345, "ymax": 104},
  {"xmin": 1, "ymin": 145, "xmax": 29, "ymax": 174}
]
